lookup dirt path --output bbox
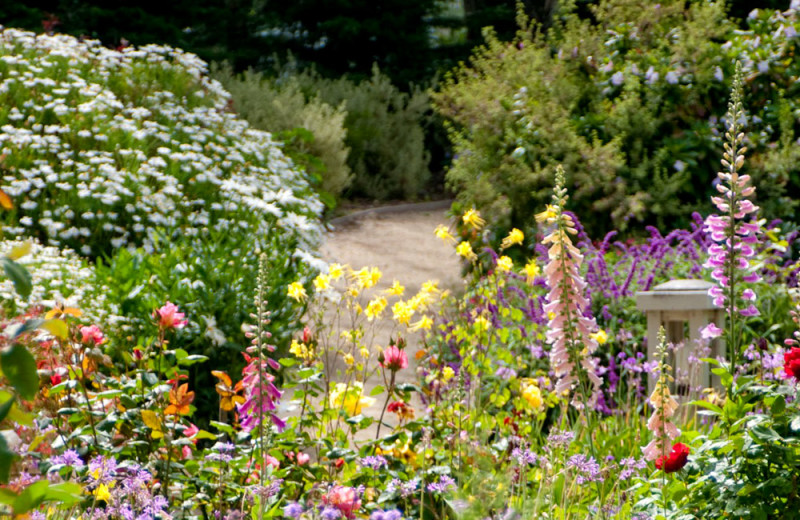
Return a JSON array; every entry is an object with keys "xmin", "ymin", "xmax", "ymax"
[{"xmin": 318, "ymin": 203, "xmax": 463, "ymax": 438}]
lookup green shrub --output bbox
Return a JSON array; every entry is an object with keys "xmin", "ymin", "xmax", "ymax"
[
  {"xmin": 292, "ymin": 65, "xmax": 432, "ymax": 201},
  {"xmin": 212, "ymin": 64, "xmax": 353, "ymax": 203},
  {"xmin": 433, "ymin": 0, "xmax": 800, "ymax": 237}
]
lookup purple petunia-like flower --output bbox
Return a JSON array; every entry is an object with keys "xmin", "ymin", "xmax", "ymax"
[
  {"xmin": 284, "ymin": 502, "xmax": 304, "ymax": 519},
  {"xmin": 50, "ymin": 449, "xmax": 84, "ymax": 468}
]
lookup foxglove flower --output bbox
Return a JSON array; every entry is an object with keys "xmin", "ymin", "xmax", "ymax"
[
  {"xmin": 538, "ymin": 166, "xmax": 602, "ymax": 404},
  {"xmin": 704, "ymin": 62, "xmax": 761, "ymax": 367},
  {"xmin": 643, "ymin": 328, "xmax": 683, "ymax": 468}
]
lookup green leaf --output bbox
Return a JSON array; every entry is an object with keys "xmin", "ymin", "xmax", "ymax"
[
  {"xmin": 0, "ymin": 396, "xmax": 14, "ymax": 423},
  {"xmin": 771, "ymin": 395, "xmax": 786, "ymax": 417},
  {"xmin": 13, "ymin": 479, "xmax": 48, "ymax": 514},
  {"xmin": 44, "ymin": 482, "xmax": 82, "ymax": 505},
  {"xmin": 1, "ymin": 257, "xmax": 32, "ymax": 299},
  {"xmin": 178, "ymin": 355, "xmax": 208, "ymax": 366},
  {"xmin": 0, "ymin": 435, "xmax": 15, "ymax": 483},
  {"xmin": 370, "ymin": 385, "xmax": 385, "ymax": 396},
  {"xmin": 0, "ymin": 344, "xmax": 39, "ymax": 400},
  {"xmin": 210, "ymin": 421, "xmax": 234, "ymax": 435}
]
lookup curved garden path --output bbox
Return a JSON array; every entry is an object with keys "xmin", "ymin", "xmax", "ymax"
[{"xmin": 318, "ymin": 201, "xmax": 463, "ymax": 439}]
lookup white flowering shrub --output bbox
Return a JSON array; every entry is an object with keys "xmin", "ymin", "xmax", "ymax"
[
  {"xmin": 0, "ymin": 27, "xmax": 326, "ymax": 406},
  {"xmin": 0, "ymin": 27, "xmax": 323, "ymax": 258},
  {"xmin": 0, "ymin": 239, "xmax": 123, "ymax": 327}
]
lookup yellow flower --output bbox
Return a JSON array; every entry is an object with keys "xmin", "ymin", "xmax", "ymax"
[
  {"xmin": 354, "ymin": 267, "xmax": 382, "ymax": 289},
  {"xmin": 421, "ymin": 280, "xmax": 439, "ymax": 294},
  {"xmin": 290, "ymin": 339, "xmax": 313, "ymax": 361},
  {"xmin": 287, "ymin": 282, "xmax": 307, "ymax": 302},
  {"xmin": 360, "ymin": 347, "xmax": 370, "ymax": 359},
  {"xmin": 547, "ymin": 311, "xmax": 555, "ymax": 321},
  {"xmin": 365, "ymin": 297, "xmax": 388, "ymax": 320},
  {"xmin": 462, "ymin": 208, "xmax": 486, "ymax": 230},
  {"xmin": 409, "ymin": 316, "xmax": 433, "ymax": 331},
  {"xmin": 590, "ymin": 329, "xmax": 608, "ymax": 345},
  {"xmin": 94, "ymin": 483, "xmax": 112, "ymax": 502},
  {"xmin": 434, "ymin": 224, "xmax": 456, "ymax": 243},
  {"xmin": 328, "ymin": 263, "xmax": 344, "ymax": 280},
  {"xmin": 521, "ymin": 383, "xmax": 543, "ymax": 410},
  {"xmin": 313, "ymin": 273, "xmax": 331, "ymax": 292},
  {"xmin": 442, "ymin": 366, "xmax": 455, "ymax": 382},
  {"xmin": 524, "ymin": 260, "xmax": 540, "ymax": 282},
  {"xmin": 386, "ymin": 280, "xmax": 405, "ymax": 296},
  {"xmin": 392, "ymin": 301, "xmax": 415, "ymax": 325},
  {"xmin": 456, "ymin": 241, "xmax": 477, "ymax": 262},
  {"xmin": 496, "ymin": 255, "xmax": 513, "ymax": 272},
  {"xmin": 474, "ymin": 315, "xmax": 490, "ymax": 332},
  {"xmin": 343, "ymin": 353, "xmax": 355, "ymax": 366},
  {"xmin": 329, "ymin": 382, "xmax": 375, "ymax": 416},
  {"xmin": 501, "ymin": 228, "xmax": 524, "ymax": 249},
  {"xmin": 535, "ymin": 205, "xmax": 558, "ymax": 223}
]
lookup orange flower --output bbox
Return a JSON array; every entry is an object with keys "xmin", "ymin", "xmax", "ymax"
[
  {"xmin": 165, "ymin": 383, "xmax": 195, "ymax": 416},
  {"xmin": 212, "ymin": 370, "xmax": 245, "ymax": 412}
]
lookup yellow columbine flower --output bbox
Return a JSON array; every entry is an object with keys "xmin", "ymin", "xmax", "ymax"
[
  {"xmin": 456, "ymin": 241, "xmax": 477, "ymax": 261},
  {"xmin": 474, "ymin": 315, "xmax": 490, "ymax": 332},
  {"xmin": 421, "ymin": 280, "xmax": 439, "ymax": 294},
  {"xmin": 392, "ymin": 301, "xmax": 415, "ymax": 325},
  {"xmin": 385, "ymin": 280, "xmax": 405, "ymax": 296},
  {"xmin": 535, "ymin": 205, "xmax": 558, "ymax": 223},
  {"xmin": 590, "ymin": 329, "xmax": 608, "ymax": 345},
  {"xmin": 313, "ymin": 273, "xmax": 331, "ymax": 292},
  {"xmin": 524, "ymin": 260, "xmax": 540, "ymax": 282},
  {"xmin": 329, "ymin": 382, "xmax": 375, "ymax": 416},
  {"xmin": 354, "ymin": 267, "xmax": 382, "ymax": 289},
  {"xmin": 409, "ymin": 316, "xmax": 433, "ymax": 331},
  {"xmin": 496, "ymin": 255, "xmax": 513, "ymax": 272},
  {"xmin": 434, "ymin": 224, "xmax": 456, "ymax": 243},
  {"xmin": 343, "ymin": 353, "xmax": 355, "ymax": 366},
  {"xmin": 521, "ymin": 382, "xmax": 543, "ymax": 410},
  {"xmin": 290, "ymin": 339, "xmax": 312, "ymax": 361},
  {"xmin": 462, "ymin": 208, "xmax": 486, "ymax": 229},
  {"xmin": 359, "ymin": 347, "xmax": 370, "ymax": 359},
  {"xmin": 328, "ymin": 263, "xmax": 344, "ymax": 280},
  {"xmin": 442, "ymin": 366, "xmax": 455, "ymax": 382},
  {"xmin": 365, "ymin": 297, "xmax": 388, "ymax": 320},
  {"xmin": 501, "ymin": 228, "xmax": 524, "ymax": 249},
  {"xmin": 287, "ymin": 282, "xmax": 307, "ymax": 302},
  {"xmin": 94, "ymin": 483, "xmax": 112, "ymax": 502}
]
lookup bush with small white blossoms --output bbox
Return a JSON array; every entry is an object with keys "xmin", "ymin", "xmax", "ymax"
[{"xmin": 0, "ymin": 27, "xmax": 326, "ymax": 385}]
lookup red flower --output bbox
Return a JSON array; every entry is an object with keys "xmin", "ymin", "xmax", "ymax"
[
  {"xmin": 655, "ymin": 442, "xmax": 690, "ymax": 473},
  {"xmin": 784, "ymin": 347, "xmax": 800, "ymax": 380}
]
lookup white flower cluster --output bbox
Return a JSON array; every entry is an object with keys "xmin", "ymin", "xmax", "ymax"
[
  {"xmin": 0, "ymin": 239, "xmax": 124, "ymax": 327},
  {"xmin": 0, "ymin": 27, "xmax": 323, "ymax": 263}
]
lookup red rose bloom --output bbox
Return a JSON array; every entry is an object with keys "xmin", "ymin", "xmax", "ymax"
[
  {"xmin": 655, "ymin": 442, "xmax": 690, "ymax": 473},
  {"xmin": 784, "ymin": 347, "xmax": 800, "ymax": 380}
]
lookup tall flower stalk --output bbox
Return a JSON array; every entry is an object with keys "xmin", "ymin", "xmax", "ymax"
[
  {"xmin": 704, "ymin": 62, "xmax": 761, "ymax": 374},
  {"xmin": 237, "ymin": 254, "xmax": 285, "ymax": 492},
  {"xmin": 538, "ymin": 165, "xmax": 602, "ymax": 408}
]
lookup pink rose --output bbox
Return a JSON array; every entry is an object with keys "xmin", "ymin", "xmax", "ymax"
[
  {"xmin": 380, "ymin": 345, "xmax": 408, "ymax": 371},
  {"xmin": 80, "ymin": 325, "xmax": 105, "ymax": 346},
  {"xmin": 154, "ymin": 301, "xmax": 187, "ymax": 329}
]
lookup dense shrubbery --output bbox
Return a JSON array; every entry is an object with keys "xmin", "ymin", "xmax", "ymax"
[
  {"xmin": 220, "ymin": 64, "xmax": 432, "ymax": 202},
  {"xmin": 434, "ymin": 0, "xmax": 800, "ymax": 237},
  {"xmin": 212, "ymin": 64, "xmax": 353, "ymax": 203}
]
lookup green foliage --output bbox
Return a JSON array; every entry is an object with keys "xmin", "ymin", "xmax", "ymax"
[
  {"xmin": 293, "ymin": 66, "xmax": 433, "ymax": 200},
  {"xmin": 434, "ymin": 0, "xmax": 800, "ymax": 237},
  {"xmin": 212, "ymin": 64, "xmax": 353, "ymax": 203}
]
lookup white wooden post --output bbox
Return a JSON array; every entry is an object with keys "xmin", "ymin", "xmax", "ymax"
[{"xmin": 636, "ymin": 279, "xmax": 724, "ymax": 396}]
